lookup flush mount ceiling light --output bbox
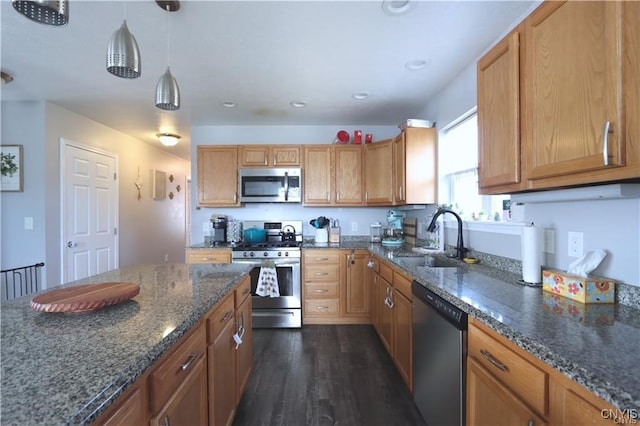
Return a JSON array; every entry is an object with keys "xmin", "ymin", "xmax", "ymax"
[
  {"xmin": 352, "ymin": 92, "xmax": 369, "ymax": 100},
  {"xmin": 223, "ymin": 101, "xmax": 237, "ymax": 108},
  {"xmin": 405, "ymin": 59, "xmax": 429, "ymax": 71},
  {"xmin": 12, "ymin": 0, "xmax": 69, "ymax": 26},
  {"xmin": 382, "ymin": 0, "xmax": 413, "ymax": 16},
  {"xmin": 290, "ymin": 101, "xmax": 307, "ymax": 108},
  {"xmin": 157, "ymin": 133, "xmax": 181, "ymax": 147},
  {"xmin": 106, "ymin": 2, "xmax": 141, "ymax": 79},
  {"xmin": 155, "ymin": 1, "xmax": 180, "ymax": 110},
  {"xmin": 1, "ymin": 71, "xmax": 14, "ymax": 86}
]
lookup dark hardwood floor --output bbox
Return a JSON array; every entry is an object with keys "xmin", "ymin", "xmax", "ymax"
[{"xmin": 234, "ymin": 325, "xmax": 426, "ymax": 426}]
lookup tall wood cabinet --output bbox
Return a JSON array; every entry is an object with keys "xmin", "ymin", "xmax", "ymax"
[
  {"xmin": 197, "ymin": 146, "xmax": 240, "ymax": 207},
  {"xmin": 393, "ymin": 128, "xmax": 437, "ymax": 205},
  {"xmin": 477, "ymin": 28, "xmax": 523, "ymax": 194},
  {"xmin": 364, "ymin": 140, "xmax": 394, "ymax": 205},
  {"xmin": 303, "ymin": 146, "xmax": 364, "ymax": 206},
  {"xmin": 477, "ymin": 1, "xmax": 640, "ymax": 193}
]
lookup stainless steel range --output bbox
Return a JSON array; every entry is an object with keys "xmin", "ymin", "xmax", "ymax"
[{"xmin": 231, "ymin": 220, "xmax": 302, "ymax": 328}]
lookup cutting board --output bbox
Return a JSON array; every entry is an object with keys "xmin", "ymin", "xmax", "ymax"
[{"xmin": 30, "ymin": 282, "xmax": 140, "ymax": 313}]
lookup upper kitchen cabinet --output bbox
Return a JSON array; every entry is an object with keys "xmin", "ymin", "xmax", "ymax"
[
  {"xmin": 303, "ymin": 145, "xmax": 364, "ymax": 206},
  {"xmin": 239, "ymin": 145, "xmax": 301, "ymax": 167},
  {"xmin": 477, "ymin": 27, "xmax": 523, "ymax": 194},
  {"xmin": 393, "ymin": 127, "xmax": 438, "ymax": 205},
  {"xmin": 523, "ymin": 1, "xmax": 639, "ymax": 189},
  {"xmin": 197, "ymin": 146, "xmax": 240, "ymax": 207},
  {"xmin": 364, "ymin": 139, "xmax": 394, "ymax": 205}
]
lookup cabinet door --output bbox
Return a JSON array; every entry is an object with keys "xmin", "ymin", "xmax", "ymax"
[
  {"xmin": 272, "ymin": 146, "xmax": 301, "ymax": 167},
  {"xmin": 344, "ymin": 250, "xmax": 369, "ymax": 318},
  {"xmin": 525, "ymin": 2, "xmax": 623, "ymax": 181},
  {"xmin": 378, "ymin": 277, "xmax": 394, "ymax": 354},
  {"xmin": 303, "ymin": 146, "xmax": 332, "ymax": 205},
  {"xmin": 478, "ymin": 29, "xmax": 522, "ymax": 193},
  {"xmin": 239, "ymin": 146, "xmax": 269, "ymax": 167},
  {"xmin": 370, "ymin": 264, "xmax": 379, "ymax": 332},
  {"xmin": 98, "ymin": 387, "xmax": 145, "ymax": 426},
  {"xmin": 197, "ymin": 146, "xmax": 239, "ymax": 207},
  {"xmin": 393, "ymin": 132, "xmax": 406, "ymax": 204},
  {"xmin": 364, "ymin": 140, "xmax": 394, "ymax": 205},
  {"xmin": 235, "ymin": 296, "xmax": 252, "ymax": 405},
  {"xmin": 467, "ymin": 357, "xmax": 548, "ymax": 426},
  {"xmin": 208, "ymin": 319, "xmax": 237, "ymax": 426},
  {"xmin": 150, "ymin": 357, "xmax": 208, "ymax": 426},
  {"xmin": 334, "ymin": 146, "xmax": 364, "ymax": 205},
  {"xmin": 393, "ymin": 290, "xmax": 412, "ymax": 391},
  {"xmin": 624, "ymin": 2, "xmax": 640, "ymax": 177}
]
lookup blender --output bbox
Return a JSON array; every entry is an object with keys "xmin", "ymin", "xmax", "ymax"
[{"xmin": 381, "ymin": 209, "xmax": 405, "ymax": 246}]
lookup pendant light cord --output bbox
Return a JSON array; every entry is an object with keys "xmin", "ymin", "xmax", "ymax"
[{"xmin": 166, "ymin": 5, "xmax": 171, "ymax": 67}]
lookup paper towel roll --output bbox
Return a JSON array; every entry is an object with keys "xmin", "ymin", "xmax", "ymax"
[{"xmin": 521, "ymin": 224, "xmax": 542, "ymax": 283}]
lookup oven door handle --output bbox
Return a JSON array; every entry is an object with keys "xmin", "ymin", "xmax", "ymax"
[
  {"xmin": 284, "ymin": 171, "xmax": 289, "ymax": 202},
  {"xmin": 232, "ymin": 259, "xmax": 300, "ymax": 267}
]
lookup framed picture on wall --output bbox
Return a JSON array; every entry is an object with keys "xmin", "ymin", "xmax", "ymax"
[
  {"xmin": 152, "ymin": 169, "xmax": 166, "ymax": 200},
  {"xmin": 1, "ymin": 145, "xmax": 24, "ymax": 192}
]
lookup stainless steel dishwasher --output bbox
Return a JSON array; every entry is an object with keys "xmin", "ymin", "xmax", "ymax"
[{"xmin": 412, "ymin": 280, "xmax": 467, "ymax": 426}]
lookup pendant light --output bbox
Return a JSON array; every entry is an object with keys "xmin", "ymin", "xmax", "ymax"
[
  {"xmin": 155, "ymin": 1, "xmax": 180, "ymax": 111},
  {"xmin": 12, "ymin": 0, "xmax": 68, "ymax": 26},
  {"xmin": 106, "ymin": 3, "xmax": 141, "ymax": 79}
]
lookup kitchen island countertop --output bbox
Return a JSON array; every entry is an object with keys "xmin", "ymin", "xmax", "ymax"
[{"xmin": 0, "ymin": 263, "xmax": 251, "ymax": 425}]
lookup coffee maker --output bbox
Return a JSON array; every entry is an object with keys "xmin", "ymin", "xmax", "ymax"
[{"xmin": 210, "ymin": 215, "xmax": 228, "ymax": 245}]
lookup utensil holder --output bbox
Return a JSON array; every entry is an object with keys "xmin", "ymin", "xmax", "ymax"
[{"xmin": 315, "ymin": 228, "xmax": 328, "ymax": 243}]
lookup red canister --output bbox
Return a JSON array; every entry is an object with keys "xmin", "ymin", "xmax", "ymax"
[
  {"xmin": 365, "ymin": 133, "xmax": 373, "ymax": 144},
  {"xmin": 353, "ymin": 130, "xmax": 362, "ymax": 144}
]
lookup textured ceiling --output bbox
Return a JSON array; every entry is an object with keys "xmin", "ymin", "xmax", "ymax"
[{"xmin": 1, "ymin": 1, "xmax": 537, "ymax": 160}]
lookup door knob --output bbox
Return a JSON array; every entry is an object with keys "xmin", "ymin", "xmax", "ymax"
[{"xmin": 67, "ymin": 241, "xmax": 77, "ymax": 248}]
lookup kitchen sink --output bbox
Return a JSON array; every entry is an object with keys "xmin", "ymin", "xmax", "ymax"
[{"xmin": 395, "ymin": 255, "xmax": 460, "ymax": 268}]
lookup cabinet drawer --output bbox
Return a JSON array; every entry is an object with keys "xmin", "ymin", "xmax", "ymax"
[
  {"xmin": 149, "ymin": 324, "xmax": 206, "ymax": 414},
  {"xmin": 207, "ymin": 293, "xmax": 235, "ymax": 342},
  {"xmin": 234, "ymin": 277, "xmax": 251, "ymax": 308},
  {"xmin": 305, "ymin": 299, "xmax": 339, "ymax": 316},
  {"xmin": 379, "ymin": 261, "xmax": 393, "ymax": 283},
  {"xmin": 303, "ymin": 251, "xmax": 340, "ymax": 264},
  {"xmin": 305, "ymin": 282, "xmax": 339, "ymax": 299},
  {"xmin": 393, "ymin": 270, "xmax": 412, "ymax": 299},
  {"xmin": 469, "ymin": 322, "xmax": 548, "ymax": 416},
  {"xmin": 304, "ymin": 265, "xmax": 339, "ymax": 282},
  {"xmin": 186, "ymin": 250, "xmax": 231, "ymax": 264}
]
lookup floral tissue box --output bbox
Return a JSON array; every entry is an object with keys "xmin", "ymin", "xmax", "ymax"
[{"xmin": 542, "ymin": 269, "xmax": 615, "ymax": 304}]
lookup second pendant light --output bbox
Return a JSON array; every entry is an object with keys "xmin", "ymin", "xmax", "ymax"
[{"xmin": 155, "ymin": 1, "xmax": 180, "ymax": 111}]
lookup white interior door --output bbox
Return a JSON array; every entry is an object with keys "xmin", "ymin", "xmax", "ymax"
[{"xmin": 62, "ymin": 141, "xmax": 118, "ymax": 283}]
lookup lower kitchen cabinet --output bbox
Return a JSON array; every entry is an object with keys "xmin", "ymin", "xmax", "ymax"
[
  {"xmin": 150, "ymin": 357, "xmax": 208, "ymax": 426},
  {"xmin": 468, "ymin": 318, "xmax": 618, "ymax": 426},
  {"xmin": 392, "ymin": 287, "xmax": 412, "ymax": 391},
  {"xmin": 208, "ymin": 313, "xmax": 236, "ymax": 426},
  {"xmin": 235, "ymin": 290, "xmax": 253, "ymax": 405},
  {"xmin": 467, "ymin": 357, "xmax": 547, "ymax": 426},
  {"xmin": 343, "ymin": 249, "xmax": 370, "ymax": 320},
  {"xmin": 303, "ymin": 250, "xmax": 342, "ymax": 323},
  {"xmin": 95, "ymin": 384, "xmax": 147, "ymax": 426},
  {"xmin": 377, "ymin": 274, "xmax": 394, "ymax": 354}
]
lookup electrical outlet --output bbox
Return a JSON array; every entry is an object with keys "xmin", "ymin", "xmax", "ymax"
[
  {"xmin": 544, "ymin": 229, "xmax": 555, "ymax": 254},
  {"xmin": 164, "ymin": 253, "xmax": 169, "ymax": 262},
  {"xmin": 568, "ymin": 232, "xmax": 584, "ymax": 258},
  {"xmin": 351, "ymin": 222, "xmax": 358, "ymax": 233},
  {"xmin": 418, "ymin": 222, "xmax": 424, "ymax": 235},
  {"xmin": 203, "ymin": 222, "xmax": 210, "ymax": 233},
  {"xmin": 24, "ymin": 217, "xmax": 33, "ymax": 230}
]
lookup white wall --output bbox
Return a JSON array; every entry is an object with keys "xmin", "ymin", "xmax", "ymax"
[
  {"xmin": 1, "ymin": 101, "xmax": 190, "ymax": 289},
  {"xmin": 190, "ymin": 125, "xmax": 399, "ymax": 242}
]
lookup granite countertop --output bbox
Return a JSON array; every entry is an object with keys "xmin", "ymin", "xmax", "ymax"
[
  {"xmin": 366, "ymin": 245, "xmax": 640, "ymax": 411},
  {"xmin": 0, "ymin": 263, "xmax": 251, "ymax": 426}
]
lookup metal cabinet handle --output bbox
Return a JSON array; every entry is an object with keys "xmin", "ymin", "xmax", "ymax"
[
  {"xmin": 221, "ymin": 310, "xmax": 233, "ymax": 323},
  {"xmin": 527, "ymin": 421, "xmax": 534, "ymax": 426},
  {"xmin": 603, "ymin": 121, "xmax": 612, "ymax": 166},
  {"xmin": 315, "ymin": 289, "xmax": 329, "ymax": 293},
  {"xmin": 180, "ymin": 352, "xmax": 197, "ymax": 371},
  {"xmin": 480, "ymin": 349, "xmax": 508, "ymax": 372},
  {"xmin": 273, "ymin": 154, "xmax": 277, "ymax": 166},
  {"xmin": 317, "ymin": 306, "xmax": 329, "ymax": 310},
  {"xmin": 242, "ymin": 287, "xmax": 250, "ymax": 296},
  {"xmin": 163, "ymin": 415, "xmax": 170, "ymax": 426},
  {"xmin": 315, "ymin": 272, "xmax": 329, "ymax": 276},
  {"xmin": 327, "ymin": 192, "xmax": 331, "ymax": 202},
  {"xmin": 264, "ymin": 157, "xmax": 268, "ymax": 166},
  {"xmin": 234, "ymin": 192, "xmax": 238, "ymax": 203},
  {"xmin": 316, "ymin": 257, "xmax": 329, "ymax": 261},
  {"xmin": 365, "ymin": 191, "xmax": 368, "ymax": 202}
]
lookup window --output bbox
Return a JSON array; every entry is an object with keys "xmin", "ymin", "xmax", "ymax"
[{"xmin": 438, "ymin": 109, "xmax": 509, "ymax": 221}]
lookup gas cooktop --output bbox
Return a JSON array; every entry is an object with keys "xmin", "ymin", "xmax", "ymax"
[{"xmin": 231, "ymin": 241, "xmax": 301, "ymax": 251}]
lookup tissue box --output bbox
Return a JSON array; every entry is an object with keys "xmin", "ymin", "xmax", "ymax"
[
  {"xmin": 542, "ymin": 269, "xmax": 615, "ymax": 304},
  {"xmin": 542, "ymin": 293, "xmax": 615, "ymax": 325}
]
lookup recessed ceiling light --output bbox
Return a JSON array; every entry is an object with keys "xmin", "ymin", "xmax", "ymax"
[
  {"xmin": 405, "ymin": 59, "xmax": 429, "ymax": 71},
  {"xmin": 223, "ymin": 101, "xmax": 237, "ymax": 108},
  {"xmin": 382, "ymin": 0, "xmax": 413, "ymax": 16},
  {"xmin": 290, "ymin": 101, "xmax": 307, "ymax": 108},
  {"xmin": 352, "ymin": 92, "xmax": 369, "ymax": 100}
]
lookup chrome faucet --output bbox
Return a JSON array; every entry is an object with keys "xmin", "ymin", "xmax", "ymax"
[{"xmin": 427, "ymin": 208, "xmax": 467, "ymax": 260}]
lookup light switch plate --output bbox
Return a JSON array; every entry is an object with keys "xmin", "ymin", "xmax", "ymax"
[
  {"xmin": 24, "ymin": 217, "xmax": 33, "ymax": 230},
  {"xmin": 544, "ymin": 229, "xmax": 555, "ymax": 254}
]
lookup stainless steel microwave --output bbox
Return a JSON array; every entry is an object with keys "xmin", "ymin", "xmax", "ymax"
[{"xmin": 238, "ymin": 168, "xmax": 302, "ymax": 203}]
